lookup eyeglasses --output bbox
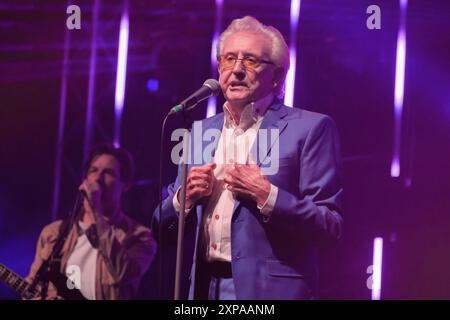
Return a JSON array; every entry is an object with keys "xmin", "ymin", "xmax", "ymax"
[{"xmin": 219, "ymin": 55, "xmax": 274, "ymax": 70}]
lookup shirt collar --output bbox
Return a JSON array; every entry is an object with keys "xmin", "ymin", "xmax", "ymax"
[{"xmin": 223, "ymin": 93, "xmax": 274, "ymax": 130}]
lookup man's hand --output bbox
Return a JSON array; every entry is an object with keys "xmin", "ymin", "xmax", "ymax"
[
  {"xmin": 224, "ymin": 164, "xmax": 271, "ymax": 207},
  {"xmin": 178, "ymin": 163, "xmax": 216, "ymax": 209},
  {"xmin": 79, "ymin": 181, "xmax": 103, "ymax": 219}
]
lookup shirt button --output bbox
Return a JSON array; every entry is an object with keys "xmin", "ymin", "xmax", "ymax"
[
  {"xmin": 212, "ymin": 243, "xmax": 217, "ymax": 250},
  {"xmin": 215, "ymin": 214, "xmax": 220, "ymax": 220}
]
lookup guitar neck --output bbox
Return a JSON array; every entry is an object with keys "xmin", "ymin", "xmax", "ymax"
[{"xmin": 0, "ymin": 263, "xmax": 38, "ymax": 298}]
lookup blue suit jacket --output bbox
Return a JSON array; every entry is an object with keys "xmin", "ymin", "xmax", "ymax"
[{"xmin": 153, "ymin": 100, "xmax": 343, "ymax": 299}]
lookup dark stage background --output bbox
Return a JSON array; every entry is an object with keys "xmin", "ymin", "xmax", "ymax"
[{"xmin": 1, "ymin": 0, "xmax": 450, "ymax": 299}]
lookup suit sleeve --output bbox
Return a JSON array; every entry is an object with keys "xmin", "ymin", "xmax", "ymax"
[
  {"xmin": 151, "ymin": 129, "xmax": 196, "ymax": 241},
  {"xmin": 268, "ymin": 116, "xmax": 344, "ymax": 245}
]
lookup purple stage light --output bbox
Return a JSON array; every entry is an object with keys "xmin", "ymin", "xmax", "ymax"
[
  {"xmin": 114, "ymin": 10, "xmax": 129, "ymax": 148},
  {"xmin": 391, "ymin": 0, "xmax": 408, "ymax": 177},
  {"xmin": 147, "ymin": 78, "xmax": 159, "ymax": 92},
  {"xmin": 206, "ymin": 33, "xmax": 219, "ymax": 118},
  {"xmin": 206, "ymin": 0, "xmax": 223, "ymax": 118},
  {"xmin": 52, "ymin": 26, "xmax": 71, "ymax": 220},
  {"xmin": 284, "ymin": 0, "xmax": 301, "ymax": 107},
  {"xmin": 82, "ymin": 0, "xmax": 100, "ymax": 165},
  {"xmin": 372, "ymin": 237, "xmax": 383, "ymax": 300}
]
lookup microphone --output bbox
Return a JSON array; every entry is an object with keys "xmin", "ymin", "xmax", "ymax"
[
  {"xmin": 168, "ymin": 79, "xmax": 220, "ymax": 116},
  {"xmin": 79, "ymin": 183, "xmax": 101, "ymax": 215},
  {"xmin": 79, "ymin": 182, "xmax": 102, "ymax": 198}
]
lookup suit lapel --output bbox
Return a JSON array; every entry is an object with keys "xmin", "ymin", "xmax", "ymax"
[
  {"xmin": 253, "ymin": 100, "xmax": 289, "ymax": 166},
  {"xmin": 233, "ymin": 100, "xmax": 289, "ymax": 215},
  {"xmin": 196, "ymin": 115, "xmax": 224, "ymax": 166},
  {"xmin": 196, "ymin": 101, "xmax": 288, "ymax": 167}
]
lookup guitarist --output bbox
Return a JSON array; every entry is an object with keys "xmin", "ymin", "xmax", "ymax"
[{"xmin": 25, "ymin": 144, "xmax": 157, "ymax": 299}]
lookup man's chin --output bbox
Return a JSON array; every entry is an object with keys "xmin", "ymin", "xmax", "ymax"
[{"xmin": 225, "ymin": 94, "xmax": 252, "ymax": 106}]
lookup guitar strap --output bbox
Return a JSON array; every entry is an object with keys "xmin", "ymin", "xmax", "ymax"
[
  {"xmin": 50, "ymin": 214, "xmax": 75, "ymax": 272},
  {"xmin": 44, "ymin": 212, "xmax": 88, "ymax": 300},
  {"xmin": 31, "ymin": 214, "xmax": 75, "ymax": 299},
  {"xmin": 29, "ymin": 192, "xmax": 84, "ymax": 299}
]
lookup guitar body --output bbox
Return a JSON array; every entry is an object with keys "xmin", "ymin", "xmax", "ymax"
[
  {"xmin": 0, "ymin": 263, "xmax": 87, "ymax": 300},
  {"xmin": 43, "ymin": 267, "xmax": 88, "ymax": 300}
]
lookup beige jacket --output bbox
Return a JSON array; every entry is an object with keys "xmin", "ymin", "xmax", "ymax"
[{"xmin": 26, "ymin": 213, "xmax": 156, "ymax": 300}]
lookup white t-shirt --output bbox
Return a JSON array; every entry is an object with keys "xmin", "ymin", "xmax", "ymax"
[{"xmin": 65, "ymin": 221, "xmax": 98, "ymax": 300}]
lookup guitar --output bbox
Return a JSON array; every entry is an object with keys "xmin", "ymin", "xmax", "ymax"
[
  {"xmin": 0, "ymin": 263, "xmax": 87, "ymax": 300},
  {"xmin": 0, "ymin": 263, "xmax": 39, "ymax": 299}
]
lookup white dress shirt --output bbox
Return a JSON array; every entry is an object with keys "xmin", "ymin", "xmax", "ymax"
[{"xmin": 173, "ymin": 93, "xmax": 278, "ymax": 262}]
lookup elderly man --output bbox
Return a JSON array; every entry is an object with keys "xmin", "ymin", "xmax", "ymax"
[
  {"xmin": 154, "ymin": 16, "xmax": 343, "ymax": 300},
  {"xmin": 26, "ymin": 144, "xmax": 156, "ymax": 299}
]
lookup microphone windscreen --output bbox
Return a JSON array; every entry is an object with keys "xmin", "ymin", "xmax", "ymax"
[{"xmin": 203, "ymin": 79, "xmax": 220, "ymax": 95}]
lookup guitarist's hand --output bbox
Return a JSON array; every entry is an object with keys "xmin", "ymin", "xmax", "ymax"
[
  {"xmin": 79, "ymin": 181, "xmax": 103, "ymax": 225},
  {"xmin": 22, "ymin": 282, "xmax": 63, "ymax": 300},
  {"xmin": 79, "ymin": 180, "xmax": 112, "ymax": 240}
]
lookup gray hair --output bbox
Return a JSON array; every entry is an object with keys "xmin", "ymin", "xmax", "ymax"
[{"xmin": 217, "ymin": 16, "xmax": 290, "ymax": 98}]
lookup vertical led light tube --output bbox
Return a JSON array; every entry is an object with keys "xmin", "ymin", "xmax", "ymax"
[
  {"xmin": 114, "ymin": 8, "xmax": 129, "ymax": 147},
  {"xmin": 284, "ymin": 0, "xmax": 301, "ymax": 107},
  {"xmin": 391, "ymin": 0, "xmax": 408, "ymax": 177},
  {"xmin": 372, "ymin": 237, "xmax": 383, "ymax": 300},
  {"xmin": 206, "ymin": 0, "xmax": 223, "ymax": 118}
]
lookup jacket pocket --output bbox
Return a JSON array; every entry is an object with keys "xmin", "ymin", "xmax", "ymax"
[
  {"xmin": 277, "ymin": 156, "xmax": 295, "ymax": 166},
  {"xmin": 266, "ymin": 260, "xmax": 304, "ymax": 278}
]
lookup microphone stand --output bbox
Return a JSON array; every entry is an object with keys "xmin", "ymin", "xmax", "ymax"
[
  {"xmin": 158, "ymin": 80, "xmax": 219, "ymax": 299},
  {"xmin": 173, "ymin": 106, "xmax": 193, "ymax": 300},
  {"xmin": 28, "ymin": 192, "xmax": 83, "ymax": 299}
]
